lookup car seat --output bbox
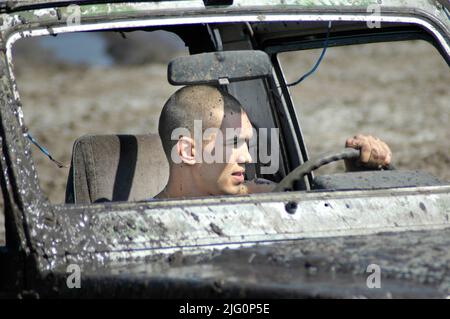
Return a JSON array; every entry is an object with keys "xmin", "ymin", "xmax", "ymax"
[{"xmin": 65, "ymin": 134, "xmax": 169, "ymax": 204}]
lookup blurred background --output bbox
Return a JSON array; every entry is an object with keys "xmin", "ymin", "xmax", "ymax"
[{"xmin": 0, "ymin": 30, "xmax": 449, "ymax": 244}]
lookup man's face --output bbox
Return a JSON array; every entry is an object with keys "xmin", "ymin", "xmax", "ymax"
[{"xmin": 192, "ymin": 110, "xmax": 254, "ymax": 196}]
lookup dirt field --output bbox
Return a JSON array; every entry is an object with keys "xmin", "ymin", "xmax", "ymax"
[{"xmin": 1, "ymin": 39, "xmax": 449, "ymax": 245}]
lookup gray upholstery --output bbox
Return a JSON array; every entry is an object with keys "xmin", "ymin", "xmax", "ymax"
[{"xmin": 65, "ymin": 134, "xmax": 169, "ymax": 204}]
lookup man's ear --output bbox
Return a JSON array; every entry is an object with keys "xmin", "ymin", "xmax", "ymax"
[{"xmin": 177, "ymin": 136, "xmax": 196, "ymax": 165}]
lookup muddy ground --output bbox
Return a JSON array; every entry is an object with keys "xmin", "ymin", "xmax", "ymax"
[{"xmin": 0, "ymin": 39, "xmax": 449, "ymax": 245}]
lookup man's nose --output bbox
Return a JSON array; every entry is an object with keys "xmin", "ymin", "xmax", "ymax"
[{"xmin": 237, "ymin": 143, "xmax": 252, "ymax": 164}]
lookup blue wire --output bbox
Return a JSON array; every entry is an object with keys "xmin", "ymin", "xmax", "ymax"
[
  {"xmin": 287, "ymin": 21, "xmax": 332, "ymax": 87},
  {"xmin": 26, "ymin": 132, "xmax": 66, "ymax": 168}
]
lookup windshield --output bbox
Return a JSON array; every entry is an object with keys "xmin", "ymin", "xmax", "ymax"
[{"xmin": 4, "ymin": 20, "xmax": 450, "ymax": 207}]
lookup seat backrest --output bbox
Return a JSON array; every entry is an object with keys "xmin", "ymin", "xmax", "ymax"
[{"xmin": 65, "ymin": 134, "xmax": 169, "ymax": 204}]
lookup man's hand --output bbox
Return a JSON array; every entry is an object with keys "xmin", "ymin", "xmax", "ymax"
[{"xmin": 345, "ymin": 134, "xmax": 392, "ymax": 171}]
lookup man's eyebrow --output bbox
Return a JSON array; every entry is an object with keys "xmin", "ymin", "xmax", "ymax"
[
  {"xmin": 224, "ymin": 131, "xmax": 249, "ymax": 141},
  {"xmin": 225, "ymin": 134, "xmax": 242, "ymax": 141}
]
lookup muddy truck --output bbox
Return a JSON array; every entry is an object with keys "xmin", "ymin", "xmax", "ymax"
[{"xmin": 0, "ymin": 0, "xmax": 449, "ymax": 298}]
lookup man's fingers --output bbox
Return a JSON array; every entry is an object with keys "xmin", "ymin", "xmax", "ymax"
[
  {"xmin": 360, "ymin": 142, "xmax": 371, "ymax": 163},
  {"xmin": 346, "ymin": 136, "xmax": 371, "ymax": 163},
  {"xmin": 346, "ymin": 136, "xmax": 367, "ymax": 149},
  {"xmin": 367, "ymin": 138, "xmax": 392, "ymax": 167},
  {"xmin": 384, "ymin": 152, "xmax": 391, "ymax": 166},
  {"xmin": 380, "ymin": 142, "xmax": 392, "ymax": 166},
  {"xmin": 345, "ymin": 137, "xmax": 358, "ymax": 148}
]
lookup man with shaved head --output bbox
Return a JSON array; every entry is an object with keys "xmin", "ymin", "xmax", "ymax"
[{"xmin": 155, "ymin": 85, "xmax": 392, "ymax": 199}]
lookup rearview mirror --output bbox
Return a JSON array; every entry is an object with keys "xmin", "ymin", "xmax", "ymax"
[{"xmin": 168, "ymin": 50, "xmax": 272, "ymax": 85}]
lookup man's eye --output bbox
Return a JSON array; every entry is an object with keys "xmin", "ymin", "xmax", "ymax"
[{"xmin": 231, "ymin": 137, "xmax": 249, "ymax": 148}]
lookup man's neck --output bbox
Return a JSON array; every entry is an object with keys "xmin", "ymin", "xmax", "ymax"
[{"xmin": 155, "ymin": 165, "xmax": 210, "ymax": 199}]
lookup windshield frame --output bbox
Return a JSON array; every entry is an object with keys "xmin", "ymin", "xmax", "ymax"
[{"xmin": 1, "ymin": 7, "xmax": 450, "ymax": 273}]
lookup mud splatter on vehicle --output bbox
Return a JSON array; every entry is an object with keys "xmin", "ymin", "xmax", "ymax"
[{"xmin": 0, "ymin": 0, "xmax": 449, "ymax": 298}]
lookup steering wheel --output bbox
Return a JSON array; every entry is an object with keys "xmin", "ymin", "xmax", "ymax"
[{"xmin": 273, "ymin": 148, "xmax": 395, "ymax": 192}]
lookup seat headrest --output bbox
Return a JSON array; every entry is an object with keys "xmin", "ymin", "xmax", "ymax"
[{"xmin": 65, "ymin": 134, "xmax": 169, "ymax": 204}]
